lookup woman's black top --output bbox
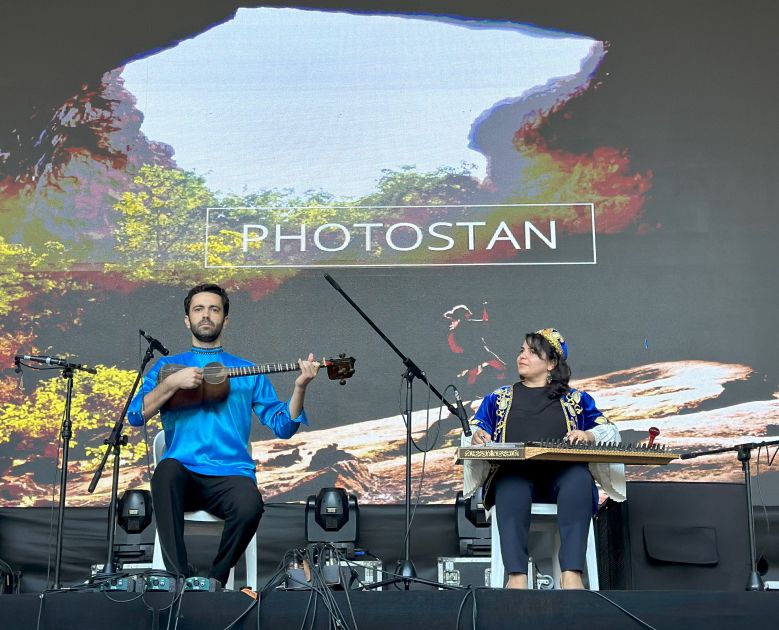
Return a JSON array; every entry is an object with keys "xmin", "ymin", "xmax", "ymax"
[{"xmin": 504, "ymin": 382, "xmax": 567, "ymax": 444}]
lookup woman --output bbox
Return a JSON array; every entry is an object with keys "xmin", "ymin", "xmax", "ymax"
[{"xmin": 467, "ymin": 328, "xmax": 622, "ymax": 589}]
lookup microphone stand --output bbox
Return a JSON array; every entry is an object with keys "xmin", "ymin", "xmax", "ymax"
[
  {"xmin": 87, "ymin": 340, "xmax": 158, "ymax": 578},
  {"xmin": 324, "ymin": 273, "xmax": 469, "ymax": 589},
  {"xmin": 49, "ymin": 361, "xmax": 97, "ymax": 590},
  {"xmin": 680, "ymin": 437, "xmax": 779, "ymax": 591}
]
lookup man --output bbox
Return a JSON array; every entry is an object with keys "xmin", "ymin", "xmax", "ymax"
[{"xmin": 128, "ymin": 283, "xmax": 319, "ymax": 586}]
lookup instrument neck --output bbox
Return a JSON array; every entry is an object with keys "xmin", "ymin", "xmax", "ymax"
[{"xmin": 227, "ymin": 362, "xmax": 300, "ymax": 378}]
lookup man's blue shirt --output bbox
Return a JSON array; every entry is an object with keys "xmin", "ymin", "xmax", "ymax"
[{"xmin": 128, "ymin": 347, "xmax": 307, "ymax": 479}]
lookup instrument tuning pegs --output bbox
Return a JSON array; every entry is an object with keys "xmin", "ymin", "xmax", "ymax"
[{"xmin": 648, "ymin": 427, "xmax": 660, "ymax": 448}]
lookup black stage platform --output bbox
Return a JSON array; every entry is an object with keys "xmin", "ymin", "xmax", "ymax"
[
  {"xmin": 3, "ymin": 485, "xmax": 779, "ymax": 628},
  {"xmin": 1, "ymin": 590, "xmax": 778, "ymax": 629}
]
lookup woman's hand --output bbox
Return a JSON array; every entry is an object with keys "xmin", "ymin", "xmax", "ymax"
[
  {"xmin": 470, "ymin": 428, "xmax": 492, "ymax": 445},
  {"xmin": 565, "ymin": 429, "xmax": 595, "ymax": 445}
]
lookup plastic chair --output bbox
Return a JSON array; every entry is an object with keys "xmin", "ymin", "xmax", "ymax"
[
  {"xmin": 489, "ymin": 503, "xmax": 599, "ymax": 590},
  {"xmin": 150, "ymin": 431, "xmax": 258, "ymax": 590}
]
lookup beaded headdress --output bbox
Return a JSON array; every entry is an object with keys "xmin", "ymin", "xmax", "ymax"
[{"xmin": 535, "ymin": 328, "xmax": 568, "ymax": 360}]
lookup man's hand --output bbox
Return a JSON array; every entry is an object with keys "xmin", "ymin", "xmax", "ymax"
[
  {"xmin": 165, "ymin": 367, "xmax": 204, "ymax": 391},
  {"xmin": 295, "ymin": 353, "xmax": 320, "ymax": 388},
  {"xmin": 289, "ymin": 353, "xmax": 319, "ymax": 419},
  {"xmin": 140, "ymin": 366, "xmax": 203, "ymax": 421},
  {"xmin": 471, "ymin": 428, "xmax": 492, "ymax": 445}
]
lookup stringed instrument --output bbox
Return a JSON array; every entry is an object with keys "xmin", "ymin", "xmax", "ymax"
[
  {"xmin": 455, "ymin": 440, "xmax": 680, "ymax": 465},
  {"xmin": 158, "ymin": 353, "xmax": 355, "ymax": 410}
]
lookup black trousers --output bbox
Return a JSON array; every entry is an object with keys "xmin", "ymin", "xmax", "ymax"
[
  {"xmin": 150, "ymin": 458, "xmax": 264, "ymax": 585},
  {"xmin": 493, "ymin": 461, "xmax": 593, "ymax": 574}
]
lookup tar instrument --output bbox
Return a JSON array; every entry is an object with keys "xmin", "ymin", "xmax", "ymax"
[
  {"xmin": 158, "ymin": 354, "xmax": 355, "ymax": 410},
  {"xmin": 455, "ymin": 440, "xmax": 680, "ymax": 465}
]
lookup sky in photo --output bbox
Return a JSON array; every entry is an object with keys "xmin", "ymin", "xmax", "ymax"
[{"xmin": 121, "ymin": 7, "xmax": 599, "ymax": 198}]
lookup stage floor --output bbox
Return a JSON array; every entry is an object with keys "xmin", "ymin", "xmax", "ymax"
[{"xmin": 2, "ymin": 589, "xmax": 778, "ymax": 629}]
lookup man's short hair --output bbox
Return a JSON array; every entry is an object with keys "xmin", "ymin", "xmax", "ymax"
[{"xmin": 184, "ymin": 283, "xmax": 230, "ymax": 316}]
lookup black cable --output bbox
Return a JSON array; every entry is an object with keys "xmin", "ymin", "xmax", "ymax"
[
  {"xmin": 93, "ymin": 569, "xmax": 157, "ymax": 613},
  {"xmin": 148, "ymin": 575, "xmax": 184, "ymax": 630},
  {"xmin": 397, "ymin": 374, "xmax": 442, "ymax": 454},
  {"xmin": 310, "ymin": 544, "xmax": 355, "ymax": 630},
  {"xmin": 401, "ymin": 380, "xmax": 445, "ymax": 560},
  {"xmin": 311, "ymin": 572, "xmax": 338, "ymax": 630},
  {"xmin": 336, "ymin": 557, "xmax": 371, "ymax": 590},
  {"xmin": 753, "ymin": 442, "xmax": 779, "ymax": 577},
  {"xmin": 137, "ymin": 571, "xmax": 185, "ymax": 628},
  {"xmin": 258, "ymin": 552, "xmax": 291, "ymax": 596},
  {"xmin": 343, "ymin": 592, "xmax": 359, "ymax": 629},
  {"xmin": 336, "ymin": 554, "xmax": 359, "ymax": 630},
  {"xmin": 89, "ymin": 567, "xmax": 148, "ymax": 604},
  {"xmin": 587, "ymin": 590, "xmax": 657, "ymax": 630},
  {"xmin": 222, "ymin": 593, "xmax": 260, "ymax": 630},
  {"xmin": 45, "ymin": 405, "xmax": 66, "ymax": 589},
  {"xmin": 101, "ymin": 588, "xmax": 148, "ymax": 604},
  {"xmin": 33, "ymin": 569, "xmax": 192, "ymax": 630},
  {"xmin": 33, "ymin": 573, "xmax": 142, "ymax": 629},
  {"xmin": 297, "ymin": 576, "xmax": 316, "ymax": 630},
  {"xmin": 139, "ymin": 337, "xmax": 154, "ymax": 482},
  {"xmin": 754, "ymin": 445, "xmax": 768, "ymax": 570},
  {"xmin": 471, "ymin": 587, "xmax": 478, "ymax": 630},
  {"xmin": 305, "ymin": 589, "xmax": 317, "ymax": 630},
  {"xmin": 35, "ymin": 592, "xmax": 46, "ymax": 630},
  {"xmin": 260, "ymin": 565, "xmax": 288, "ymax": 595},
  {"xmin": 221, "ymin": 558, "xmax": 286, "ymax": 630},
  {"xmin": 171, "ymin": 579, "xmax": 185, "ymax": 630},
  {"xmin": 454, "ymin": 588, "xmax": 473, "ymax": 629},
  {"xmin": 16, "ymin": 362, "xmax": 62, "ymax": 373},
  {"xmin": 284, "ymin": 558, "xmax": 332, "ymax": 630},
  {"xmin": 355, "ymin": 560, "xmax": 465, "ymax": 591},
  {"xmin": 306, "ymin": 546, "xmax": 347, "ymax": 629}
]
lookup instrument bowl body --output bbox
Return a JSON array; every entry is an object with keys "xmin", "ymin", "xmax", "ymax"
[{"xmin": 158, "ymin": 362, "xmax": 229, "ymax": 411}]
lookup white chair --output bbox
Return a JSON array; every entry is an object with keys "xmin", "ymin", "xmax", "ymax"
[
  {"xmin": 489, "ymin": 503, "xmax": 599, "ymax": 590},
  {"xmin": 151, "ymin": 431, "xmax": 258, "ymax": 590}
]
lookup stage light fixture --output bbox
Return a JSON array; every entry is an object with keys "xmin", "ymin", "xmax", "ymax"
[
  {"xmin": 455, "ymin": 489, "xmax": 491, "ymax": 556},
  {"xmin": 117, "ymin": 489, "xmax": 153, "ymax": 534},
  {"xmin": 305, "ymin": 487, "xmax": 359, "ymax": 556}
]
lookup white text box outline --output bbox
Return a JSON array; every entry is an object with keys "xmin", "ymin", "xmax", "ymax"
[{"xmin": 204, "ymin": 203, "xmax": 597, "ymax": 268}]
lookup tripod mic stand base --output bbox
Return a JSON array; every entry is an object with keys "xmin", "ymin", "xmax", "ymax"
[
  {"xmin": 746, "ymin": 571, "xmax": 764, "ymax": 591},
  {"xmin": 396, "ymin": 559, "xmax": 417, "ymax": 587}
]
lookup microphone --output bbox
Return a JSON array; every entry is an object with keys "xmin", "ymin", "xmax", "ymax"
[
  {"xmin": 139, "ymin": 330, "xmax": 170, "ymax": 356},
  {"xmin": 13, "ymin": 356, "xmax": 23, "ymax": 389},
  {"xmin": 452, "ymin": 386, "xmax": 472, "ymax": 437},
  {"xmin": 16, "ymin": 354, "xmax": 70, "ymax": 367},
  {"xmin": 14, "ymin": 355, "xmax": 97, "ymax": 374}
]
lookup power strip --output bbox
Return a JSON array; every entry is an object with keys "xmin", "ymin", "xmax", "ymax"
[
  {"xmin": 143, "ymin": 575, "xmax": 175, "ymax": 592},
  {"xmin": 99, "ymin": 576, "xmax": 138, "ymax": 592},
  {"xmin": 184, "ymin": 577, "xmax": 221, "ymax": 592}
]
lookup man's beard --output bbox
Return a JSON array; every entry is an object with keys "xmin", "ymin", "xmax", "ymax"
[{"xmin": 192, "ymin": 320, "xmax": 223, "ymax": 343}]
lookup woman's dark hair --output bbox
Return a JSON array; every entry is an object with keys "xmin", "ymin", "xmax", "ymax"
[
  {"xmin": 184, "ymin": 283, "xmax": 230, "ymax": 316},
  {"xmin": 523, "ymin": 332, "xmax": 571, "ymax": 399}
]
